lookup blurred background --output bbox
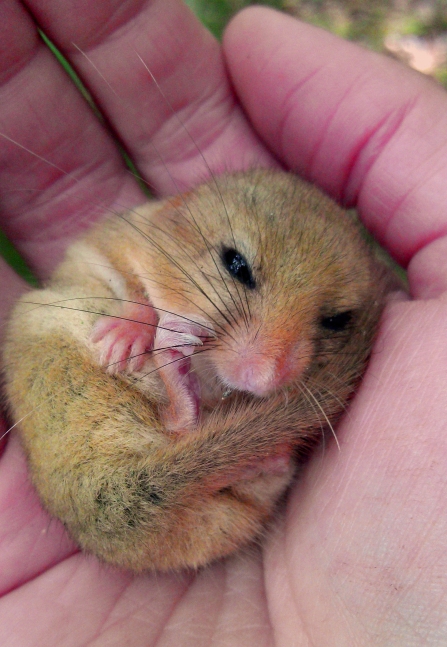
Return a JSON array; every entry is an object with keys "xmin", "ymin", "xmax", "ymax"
[{"xmin": 188, "ymin": 0, "xmax": 447, "ymax": 87}]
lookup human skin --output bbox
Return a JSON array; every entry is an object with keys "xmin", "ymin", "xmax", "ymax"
[{"xmin": 1, "ymin": 1, "xmax": 447, "ymax": 645}]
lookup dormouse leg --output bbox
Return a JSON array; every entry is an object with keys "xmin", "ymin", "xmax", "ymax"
[
  {"xmin": 153, "ymin": 314, "xmax": 214, "ymax": 433},
  {"xmin": 91, "ymin": 301, "xmax": 158, "ymax": 373},
  {"xmin": 91, "ymin": 303, "xmax": 214, "ymax": 433}
]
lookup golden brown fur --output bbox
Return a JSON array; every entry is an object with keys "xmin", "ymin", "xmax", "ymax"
[{"xmin": 2, "ymin": 169, "xmax": 394, "ymax": 571}]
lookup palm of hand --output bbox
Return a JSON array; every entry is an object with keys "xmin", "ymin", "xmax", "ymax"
[{"xmin": 1, "ymin": 2, "xmax": 447, "ymax": 645}]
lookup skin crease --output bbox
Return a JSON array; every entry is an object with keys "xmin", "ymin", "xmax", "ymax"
[{"xmin": 0, "ymin": 0, "xmax": 447, "ymax": 645}]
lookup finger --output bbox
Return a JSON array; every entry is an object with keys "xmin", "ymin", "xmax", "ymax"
[
  {"xmin": 0, "ymin": 548, "xmax": 270, "ymax": 646},
  {"xmin": 265, "ymin": 298, "xmax": 447, "ymax": 643},
  {"xmin": 0, "ymin": 434, "xmax": 77, "ymax": 594},
  {"xmin": 0, "ymin": 259, "xmax": 29, "ymax": 324},
  {"xmin": 0, "ymin": 538, "xmax": 192, "ymax": 643},
  {"xmin": 0, "ymin": 0, "xmax": 145, "ymax": 277},
  {"xmin": 224, "ymin": 7, "xmax": 447, "ymax": 298},
  {"xmin": 21, "ymin": 0, "xmax": 274, "ymax": 193},
  {"xmin": 0, "ymin": 258, "xmax": 79, "ymax": 587}
]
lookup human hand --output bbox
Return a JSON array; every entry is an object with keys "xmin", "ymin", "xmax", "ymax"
[
  {"xmin": 224, "ymin": 7, "xmax": 447, "ymax": 645},
  {"xmin": 0, "ymin": 2, "xmax": 276, "ymax": 643},
  {"xmin": 1, "ymin": 1, "xmax": 447, "ymax": 644}
]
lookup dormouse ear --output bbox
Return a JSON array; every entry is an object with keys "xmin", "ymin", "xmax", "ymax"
[
  {"xmin": 137, "ymin": 197, "xmax": 211, "ymax": 274},
  {"xmin": 374, "ymin": 259, "xmax": 407, "ymax": 304},
  {"xmin": 134, "ymin": 196, "xmax": 193, "ymax": 245}
]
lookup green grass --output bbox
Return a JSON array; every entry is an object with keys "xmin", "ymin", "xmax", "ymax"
[
  {"xmin": 185, "ymin": 0, "xmax": 285, "ymax": 38},
  {"xmin": 0, "ymin": 230, "xmax": 38, "ymax": 286}
]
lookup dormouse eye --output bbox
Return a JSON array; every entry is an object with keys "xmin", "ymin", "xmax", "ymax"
[
  {"xmin": 320, "ymin": 310, "xmax": 353, "ymax": 332},
  {"xmin": 221, "ymin": 247, "xmax": 256, "ymax": 289}
]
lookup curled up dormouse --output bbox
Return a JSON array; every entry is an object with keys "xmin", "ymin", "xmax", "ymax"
[{"xmin": 3, "ymin": 169, "xmax": 394, "ymax": 572}]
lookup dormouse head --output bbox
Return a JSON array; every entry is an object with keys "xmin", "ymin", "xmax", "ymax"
[{"xmin": 138, "ymin": 170, "xmax": 391, "ymax": 398}]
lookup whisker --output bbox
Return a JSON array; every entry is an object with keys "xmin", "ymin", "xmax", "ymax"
[
  {"xmin": 299, "ymin": 382, "xmax": 341, "ymax": 452},
  {"xmin": 290, "ymin": 385, "xmax": 326, "ymax": 455},
  {"xmin": 76, "ymin": 260, "xmax": 231, "ymax": 340},
  {"xmin": 104, "ymin": 341, "xmax": 217, "ymax": 371},
  {"xmin": 117, "ymin": 213, "xmax": 239, "ymax": 332},
  {"xmin": 135, "ymin": 346, "xmax": 212, "ymax": 382},
  {"xmin": 17, "ymin": 300, "xmax": 216, "ymax": 339},
  {"xmin": 131, "ymin": 215, "xmax": 242, "ymax": 335},
  {"xmin": 306, "ymin": 374, "xmax": 352, "ymax": 416},
  {"xmin": 135, "ymin": 54, "xmax": 251, "ymax": 326},
  {"xmin": 0, "ymin": 405, "xmax": 45, "ymax": 443}
]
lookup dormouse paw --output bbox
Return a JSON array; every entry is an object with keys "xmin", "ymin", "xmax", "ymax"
[
  {"xmin": 237, "ymin": 451, "xmax": 293, "ymax": 481},
  {"xmin": 153, "ymin": 314, "xmax": 215, "ymax": 433},
  {"xmin": 205, "ymin": 445, "xmax": 294, "ymax": 492},
  {"xmin": 91, "ymin": 302, "xmax": 158, "ymax": 373}
]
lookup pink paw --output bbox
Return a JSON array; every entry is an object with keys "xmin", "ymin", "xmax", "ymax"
[
  {"xmin": 91, "ymin": 302, "xmax": 158, "ymax": 373},
  {"xmin": 155, "ymin": 315, "xmax": 213, "ymax": 356}
]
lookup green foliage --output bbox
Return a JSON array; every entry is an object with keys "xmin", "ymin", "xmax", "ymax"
[
  {"xmin": 0, "ymin": 230, "xmax": 38, "ymax": 286},
  {"xmin": 185, "ymin": 0, "xmax": 284, "ymax": 38}
]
